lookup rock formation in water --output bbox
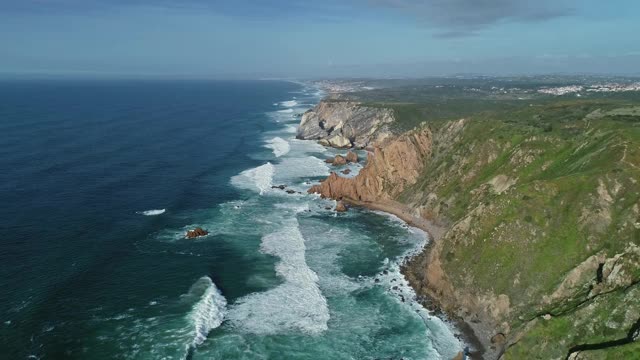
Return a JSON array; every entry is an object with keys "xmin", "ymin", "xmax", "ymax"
[
  {"xmin": 345, "ymin": 150, "xmax": 358, "ymax": 163},
  {"xmin": 186, "ymin": 227, "xmax": 209, "ymax": 239},
  {"xmin": 335, "ymin": 200, "xmax": 348, "ymax": 212}
]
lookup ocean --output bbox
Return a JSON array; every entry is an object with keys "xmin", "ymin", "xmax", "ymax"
[{"xmin": 0, "ymin": 80, "xmax": 460, "ymax": 359}]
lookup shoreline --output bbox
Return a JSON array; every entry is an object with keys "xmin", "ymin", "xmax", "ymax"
[{"xmin": 341, "ymin": 197, "xmax": 488, "ymax": 359}]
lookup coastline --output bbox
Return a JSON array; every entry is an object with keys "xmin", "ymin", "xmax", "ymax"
[{"xmin": 340, "ymin": 197, "xmax": 488, "ymax": 360}]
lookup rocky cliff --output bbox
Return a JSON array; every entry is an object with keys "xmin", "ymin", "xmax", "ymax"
[
  {"xmin": 297, "ymin": 100, "xmax": 395, "ymax": 148},
  {"xmin": 308, "ymin": 126, "xmax": 432, "ymax": 201},
  {"xmin": 305, "ymin": 100, "xmax": 640, "ymax": 359}
]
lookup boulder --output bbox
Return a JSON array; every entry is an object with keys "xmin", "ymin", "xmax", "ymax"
[
  {"xmin": 286, "ymin": 189, "xmax": 296, "ymax": 194},
  {"xmin": 341, "ymin": 168, "xmax": 352, "ymax": 175},
  {"xmin": 345, "ymin": 150, "xmax": 358, "ymax": 163},
  {"xmin": 335, "ymin": 200, "xmax": 348, "ymax": 212},
  {"xmin": 186, "ymin": 227, "xmax": 208, "ymax": 239},
  {"xmin": 327, "ymin": 135, "xmax": 352, "ymax": 148},
  {"xmin": 324, "ymin": 158, "xmax": 334, "ymax": 164},
  {"xmin": 333, "ymin": 155, "xmax": 347, "ymax": 166},
  {"xmin": 491, "ymin": 333, "xmax": 506, "ymax": 344},
  {"xmin": 271, "ymin": 184, "xmax": 286, "ymax": 190}
]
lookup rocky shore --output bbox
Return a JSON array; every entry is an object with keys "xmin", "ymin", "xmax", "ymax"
[{"xmin": 327, "ymin": 197, "xmax": 491, "ymax": 359}]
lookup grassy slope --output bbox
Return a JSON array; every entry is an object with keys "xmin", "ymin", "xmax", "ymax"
[{"xmin": 381, "ymin": 93, "xmax": 640, "ymax": 358}]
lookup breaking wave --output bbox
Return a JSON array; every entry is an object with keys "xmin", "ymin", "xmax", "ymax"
[
  {"xmin": 230, "ymin": 162, "xmax": 275, "ymax": 195},
  {"xmin": 264, "ymin": 137, "xmax": 290, "ymax": 157},
  {"xmin": 187, "ymin": 276, "xmax": 227, "ymax": 348},
  {"xmin": 138, "ymin": 209, "xmax": 166, "ymax": 216},
  {"xmin": 280, "ymin": 100, "xmax": 298, "ymax": 107},
  {"xmin": 227, "ymin": 217, "xmax": 329, "ymax": 335}
]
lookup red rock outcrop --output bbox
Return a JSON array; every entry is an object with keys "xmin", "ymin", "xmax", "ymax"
[{"xmin": 308, "ymin": 127, "xmax": 432, "ymax": 202}]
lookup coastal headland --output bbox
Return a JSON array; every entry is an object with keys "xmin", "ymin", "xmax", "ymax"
[{"xmin": 300, "ymin": 77, "xmax": 640, "ymax": 359}]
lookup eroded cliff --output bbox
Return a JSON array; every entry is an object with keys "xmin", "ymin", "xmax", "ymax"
[{"xmin": 308, "ymin": 126, "xmax": 432, "ymax": 201}]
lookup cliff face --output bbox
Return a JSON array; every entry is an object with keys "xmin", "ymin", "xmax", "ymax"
[
  {"xmin": 304, "ymin": 101, "xmax": 640, "ymax": 359},
  {"xmin": 308, "ymin": 127, "xmax": 432, "ymax": 201},
  {"xmin": 297, "ymin": 100, "xmax": 395, "ymax": 148}
]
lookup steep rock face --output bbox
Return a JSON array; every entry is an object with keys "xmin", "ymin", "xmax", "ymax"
[
  {"xmin": 297, "ymin": 100, "xmax": 395, "ymax": 148},
  {"xmin": 308, "ymin": 127, "xmax": 432, "ymax": 201}
]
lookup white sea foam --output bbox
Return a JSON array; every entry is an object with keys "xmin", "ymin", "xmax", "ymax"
[
  {"xmin": 138, "ymin": 209, "xmax": 166, "ymax": 216},
  {"xmin": 284, "ymin": 124, "xmax": 298, "ymax": 133},
  {"xmin": 273, "ymin": 156, "xmax": 329, "ymax": 183},
  {"xmin": 264, "ymin": 137, "xmax": 290, "ymax": 157},
  {"xmin": 227, "ymin": 217, "xmax": 329, "ymax": 335},
  {"xmin": 368, "ymin": 215, "xmax": 463, "ymax": 359},
  {"xmin": 187, "ymin": 276, "xmax": 227, "ymax": 347},
  {"xmin": 277, "ymin": 108, "xmax": 293, "ymax": 113},
  {"xmin": 230, "ymin": 162, "xmax": 275, "ymax": 195},
  {"xmin": 280, "ymin": 100, "xmax": 298, "ymax": 107}
]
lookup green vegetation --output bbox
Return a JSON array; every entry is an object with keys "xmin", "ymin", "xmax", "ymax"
[{"xmin": 344, "ymin": 78, "xmax": 640, "ymax": 358}]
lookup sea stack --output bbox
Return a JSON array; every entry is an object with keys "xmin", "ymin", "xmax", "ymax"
[
  {"xmin": 186, "ymin": 227, "xmax": 209, "ymax": 239},
  {"xmin": 345, "ymin": 150, "xmax": 358, "ymax": 163}
]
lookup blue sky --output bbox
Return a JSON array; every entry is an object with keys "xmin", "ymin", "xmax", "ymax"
[{"xmin": 0, "ymin": 0, "xmax": 638, "ymax": 78}]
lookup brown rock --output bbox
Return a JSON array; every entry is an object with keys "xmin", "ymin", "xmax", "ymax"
[
  {"xmin": 335, "ymin": 200, "xmax": 348, "ymax": 212},
  {"xmin": 341, "ymin": 168, "xmax": 352, "ymax": 175},
  {"xmin": 308, "ymin": 127, "xmax": 432, "ymax": 202},
  {"xmin": 345, "ymin": 150, "xmax": 358, "ymax": 163},
  {"xmin": 186, "ymin": 227, "xmax": 209, "ymax": 239},
  {"xmin": 491, "ymin": 332, "xmax": 506, "ymax": 344},
  {"xmin": 452, "ymin": 352, "xmax": 464, "ymax": 360},
  {"xmin": 324, "ymin": 158, "xmax": 334, "ymax": 164},
  {"xmin": 332, "ymin": 155, "xmax": 347, "ymax": 166}
]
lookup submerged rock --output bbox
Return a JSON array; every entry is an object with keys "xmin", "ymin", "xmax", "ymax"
[{"xmin": 186, "ymin": 227, "xmax": 208, "ymax": 239}]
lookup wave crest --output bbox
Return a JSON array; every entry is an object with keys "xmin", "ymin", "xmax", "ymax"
[
  {"xmin": 230, "ymin": 163, "xmax": 275, "ymax": 195},
  {"xmin": 137, "ymin": 209, "xmax": 166, "ymax": 216},
  {"xmin": 187, "ymin": 276, "xmax": 227, "ymax": 347}
]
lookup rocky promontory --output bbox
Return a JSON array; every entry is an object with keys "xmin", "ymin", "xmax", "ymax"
[{"xmin": 296, "ymin": 100, "xmax": 395, "ymax": 148}]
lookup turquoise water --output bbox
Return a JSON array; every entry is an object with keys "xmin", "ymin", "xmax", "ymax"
[{"xmin": 0, "ymin": 80, "xmax": 460, "ymax": 359}]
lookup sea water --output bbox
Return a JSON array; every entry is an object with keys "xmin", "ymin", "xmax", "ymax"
[{"xmin": 0, "ymin": 80, "xmax": 460, "ymax": 359}]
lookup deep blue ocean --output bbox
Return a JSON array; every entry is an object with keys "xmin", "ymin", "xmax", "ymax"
[{"xmin": 0, "ymin": 80, "xmax": 460, "ymax": 359}]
